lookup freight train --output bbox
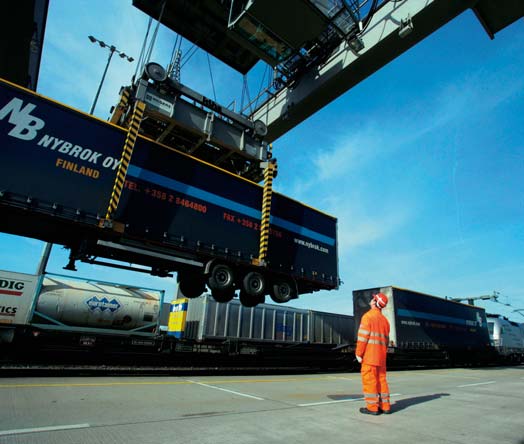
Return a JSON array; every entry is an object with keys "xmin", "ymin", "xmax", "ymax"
[
  {"xmin": 0, "ymin": 270, "xmax": 354, "ymax": 369},
  {"xmin": 1, "ymin": 270, "xmax": 522, "ymax": 368}
]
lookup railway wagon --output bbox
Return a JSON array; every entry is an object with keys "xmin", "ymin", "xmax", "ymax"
[
  {"xmin": 0, "ymin": 78, "xmax": 339, "ymax": 307},
  {"xmin": 487, "ymin": 314, "xmax": 524, "ymax": 363},
  {"xmin": 163, "ymin": 295, "xmax": 354, "ymax": 368},
  {"xmin": 0, "ymin": 269, "xmax": 164, "ymax": 345},
  {"xmin": 167, "ymin": 294, "xmax": 354, "ymax": 345},
  {"xmin": 353, "ymin": 286, "xmax": 495, "ymax": 365}
]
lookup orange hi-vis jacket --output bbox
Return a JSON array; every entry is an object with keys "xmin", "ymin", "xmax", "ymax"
[{"xmin": 356, "ymin": 306, "xmax": 390, "ymax": 367}]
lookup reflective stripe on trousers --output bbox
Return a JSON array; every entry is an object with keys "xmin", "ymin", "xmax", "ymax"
[{"xmin": 361, "ymin": 363, "xmax": 391, "ymax": 412}]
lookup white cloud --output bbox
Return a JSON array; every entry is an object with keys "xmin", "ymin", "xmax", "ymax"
[
  {"xmin": 314, "ymin": 127, "xmax": 386, "ymax": 182},
  {"xmin": 275, "ymin": 57, "xmax": 524, "ymax": 259},
  {"xmin": 39, "ymin": 1, "xmax": 151, "ymax": 117},
  {"xmin": 309, "ymin": 61, "xmax": 524, "ymax": 184},
  {"xmin": 325, "ymin": 193, "xmax": 412, "ymax": 251}
]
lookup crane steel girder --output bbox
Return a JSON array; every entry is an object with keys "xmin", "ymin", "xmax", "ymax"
[
  {"xmin": 473, "ymin": 0, "xmax": 524, "ymax": 39},
  {"xmin": 132, "ymin": 0, "xmax": 259, "ymax": 74},
  {"xmin": 251, "ymin": 0, "xmax": 522, "ymax": 143}
]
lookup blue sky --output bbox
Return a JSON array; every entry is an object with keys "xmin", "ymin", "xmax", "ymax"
[{"xmin": 1, "ymin": 1, "xmax": 523, "ymax": 322}]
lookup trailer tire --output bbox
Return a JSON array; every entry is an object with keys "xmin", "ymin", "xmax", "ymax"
[
  {"xmin": 270, "ymin": 279, "xmax": 296, "ymax": 304},
  {"xmin": 208, "ymin": 263, "xmax": 235, "ymax": 292},
  {"xmin": 239, "ymin": 290, "xmax": 264, "ymax": 307},
  {"xmin": 212, "ymin": 288, "xmax": 235, "ymax": 303},
  {"xmin": 242, "ymin": 271, "xmax": 265, "ymax": 298},
  {"xmin": 178, "ymin": 273, "xmax": 206, "ymax": 299}
]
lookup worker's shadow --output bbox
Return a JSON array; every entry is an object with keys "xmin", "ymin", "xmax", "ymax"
[
  {"xmin": 327, "ymin": 393, "xmax": 450, "ymax": 412},
  {"xmin": 388, "ymin": 393, "xmax": 450, "ymax": 412}
]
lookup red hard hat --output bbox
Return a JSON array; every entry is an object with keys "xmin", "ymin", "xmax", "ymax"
[{"xmin": 373, "ymin": 292, "xmax": 388, "ymax": 309}]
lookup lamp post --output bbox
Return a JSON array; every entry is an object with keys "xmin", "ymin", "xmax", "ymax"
[{"xmin": 88, "ymin": 35, "xmax": 134, "ymax": 115}]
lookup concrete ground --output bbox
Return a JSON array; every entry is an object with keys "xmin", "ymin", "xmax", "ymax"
[{"xmin": 0, "ymin": 365, "xmax": 523, "ymax": 444}]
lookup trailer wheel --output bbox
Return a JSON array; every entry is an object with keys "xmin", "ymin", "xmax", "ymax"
[
  {"xmin": 178, "ymin": 273, "xmax": 206, "ymax": 299},
  {"xmin": 208, "ymin": 263, "xmax": 235, "ymax": 291},
  {"xmin": 212, "ymin": 288, "xmax": 235, "ymax": 303},
  {"xmin": 178, "ymin": 277, "xmax": 206, "ymax": 299},
  {"xmin": 270, "ymin": 279, "xmax": 296, "ymax": 304},
  {"xmin": 239, "ymin": 290, "xmax": 264, "ymax": 307},
  {"xmin": 242, "ymin": 271, "xmax": 265, "ymax": 297}
]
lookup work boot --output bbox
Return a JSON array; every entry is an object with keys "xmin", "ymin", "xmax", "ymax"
[{"xmin": 359, "ymin": 407, "xmax": 380, "ymax": 416}]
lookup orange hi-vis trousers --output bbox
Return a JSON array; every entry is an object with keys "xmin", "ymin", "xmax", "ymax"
[{"xmin": 361, "ymin": 363, "xmax": 390, "ymax": 412}]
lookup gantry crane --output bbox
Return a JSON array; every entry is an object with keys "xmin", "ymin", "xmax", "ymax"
[{"xmin": 132, "ymin": 0, "xmax": 523, "ymax": 151}]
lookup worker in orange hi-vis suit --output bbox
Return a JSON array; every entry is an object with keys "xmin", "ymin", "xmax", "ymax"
[{"xmin": 355, "ymin": 292, "xmax": 391, "ymax": 415}]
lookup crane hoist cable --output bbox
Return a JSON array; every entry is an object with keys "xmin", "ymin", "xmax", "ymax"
[
  {"xmin": 134, "ymin": 17, "xmax": 152, "ymax": 80},
  {"xmin": 241, "ymin": 75, "xmax": 253, "ymax": 116},
  {"xmin": 180, "ymin": 43, "xmax": 199, "ymax": 68},
  {"xmin": 253, "ymin": 65, "xmax": 271, "ymax": 110},
  {"xmin": 143, "ymin": 0, "xmax": 166, "ymax": 67},
  {"xmin": 206, "ymin": 53, "xmax": 217, "ymax": 102}
]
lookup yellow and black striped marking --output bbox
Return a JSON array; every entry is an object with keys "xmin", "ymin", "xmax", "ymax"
[
  {"xmin": 255, "ymin": 157, "xmax": 277, "ymax": 266},
  {"xmin": 109, "ymin": 87, "xmax": 131, "ymax": 125},
  {"xmin": 102, "ymin": 100, "xmax": 145, "ymax": 227}
]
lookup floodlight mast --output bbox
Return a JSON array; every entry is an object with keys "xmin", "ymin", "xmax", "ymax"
[{"xmin": 88, "ymin": 35, "xmax": 134, "ymax": 115}]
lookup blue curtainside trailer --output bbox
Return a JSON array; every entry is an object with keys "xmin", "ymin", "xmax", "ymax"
[
  {"xmin": 0, "ymin": 78, "xmax": 339, "ymax": 307},
  {"xmin": 353, "ymin": 286, "xmax": 495, "ymax": 365}
]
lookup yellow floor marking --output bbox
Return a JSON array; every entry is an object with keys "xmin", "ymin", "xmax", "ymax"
[
  {"xmin": 0, "ymin": 381, "xmax": 190, "ymax": 388},
  {"xmin": 0, "ymin": 375, "xmax": 353, "ymax": 389},
  {"xmin": 5, "ymin": 370, "xmax": 512, "ymax": 389}
]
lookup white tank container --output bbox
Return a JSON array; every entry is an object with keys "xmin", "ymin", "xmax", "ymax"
[{"xmin": 36, "ymin": 276, "xmax": 160, "ymax": 330}]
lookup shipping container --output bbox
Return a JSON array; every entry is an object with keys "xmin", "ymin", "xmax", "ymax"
[
  {"xmin": 0, "ymin": 269, "xmax": 164, "ymax": 345},
  {"xmin": 36, "ymin": 275, "xmax": 161, "ymax": 331},
  {"xmin": 171, "ymin": 294, "xmax": 354, "ymax": 345},
  {"xmin": 0, "ymin": 78, "xmax": 339, "ymax": 306},
  {"xmin": 353, "ymin": 286, "xmax": 493, "ymax": 363}
]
